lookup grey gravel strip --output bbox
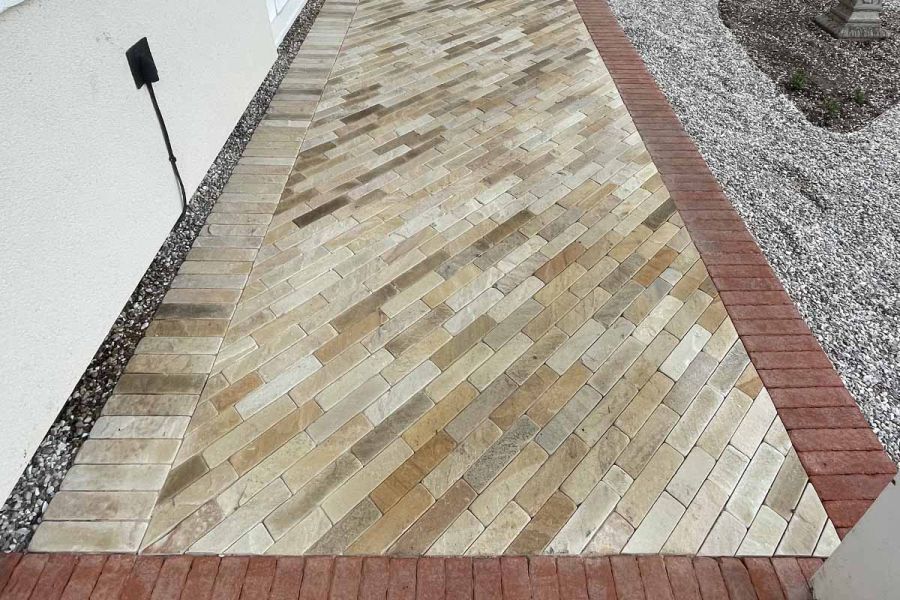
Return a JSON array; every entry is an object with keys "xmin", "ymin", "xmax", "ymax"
[
  {"xmin": 0, "ymin": 0, "xmax": 327, "ymax": 553},
  {"xmin": 608, "ymin": 0, "xmax": 900, "ymax": 461}
]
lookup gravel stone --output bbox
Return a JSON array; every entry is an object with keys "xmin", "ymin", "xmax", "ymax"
[
  {"xmin": 0, "ymin": 0, "xmax": 327, "ymax": 553},
  {"xmin": 719, "ymin": 0, "xmax": 900, "ymax": 132},
  {"xmin": 608, "ymin": 0, "xmax": 900, "ymax": 462}
]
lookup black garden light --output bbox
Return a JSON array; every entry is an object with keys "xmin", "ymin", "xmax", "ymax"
[{"xmin": 126, "ymin": 37, "xmax": 188, "ymax": 215}]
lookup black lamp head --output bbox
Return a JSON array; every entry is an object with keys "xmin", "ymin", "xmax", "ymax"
[{"xmin": 126, "ymin": 37, "xmax": 159, "ymax": 89}]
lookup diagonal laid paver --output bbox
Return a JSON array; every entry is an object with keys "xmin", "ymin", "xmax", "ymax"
[{"xmin": 28, "ymin": 0, "xmax": 892, "ymax": 558}]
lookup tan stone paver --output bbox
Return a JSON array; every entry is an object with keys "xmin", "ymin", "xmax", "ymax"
[{"xmin": 31, "ymin": 0, "xmax": 835, "ymax": 557}]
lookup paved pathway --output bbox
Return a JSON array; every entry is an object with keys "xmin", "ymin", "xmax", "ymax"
[{"xmin": 27, "ymin": 0, "xmax": 893, "ymax": 561}]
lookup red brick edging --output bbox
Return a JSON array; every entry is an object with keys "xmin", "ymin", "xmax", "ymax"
[
  {"xmin": 572, "ymin": 0, "xmax": 897, "ymax": 538},
  {"xmin": 0, "ymin": 553, "xmax": 823, "ymax": 599}
]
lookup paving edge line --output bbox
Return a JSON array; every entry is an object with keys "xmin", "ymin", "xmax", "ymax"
[
  {"xmin": 0, "ymin": 553, "xmax": 823, "ymax": 598},
  {"xmin": 571, "ymin": 0, "xmax": 897, "ymax": 539}
]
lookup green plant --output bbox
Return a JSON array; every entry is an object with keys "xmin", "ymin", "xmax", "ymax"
[
  {"xmin": 853, "ymin": 88, "xmax": 868, "ymax": 106},
  {"xmin": 788, "ymin": 70, "xmax": 807, "ymax": 91},
  {"xmin": 824, "ymin": 98, "xmax": 841, "ymax": 120}
]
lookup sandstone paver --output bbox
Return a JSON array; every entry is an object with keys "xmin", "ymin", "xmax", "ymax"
[{"xmin": 31, "ymin": 0, "xmax": 836, "ymax": 557}]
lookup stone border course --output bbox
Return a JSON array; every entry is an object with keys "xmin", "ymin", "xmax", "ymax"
[
  {"xmin": 26, "ymin": 0, "xmax": 359, "ymax": 554},
  {"xmin": 0, "ymin": 0, "xmax": 331, "ymax": 553},
  {"xmin": 572, "ymin": 0, "xmax": 897, "ymax": 539}
]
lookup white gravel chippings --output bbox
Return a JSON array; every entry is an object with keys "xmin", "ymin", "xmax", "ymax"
[
  {"xmin": 0, "ymin": 0, "xmax": 327, "ymax": 553},
  {"xmin": 607, "ymin": 0, "xmax": 900, "ymax": 461}
]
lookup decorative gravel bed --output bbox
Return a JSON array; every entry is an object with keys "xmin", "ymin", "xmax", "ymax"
[
  {"xmin": 719, "ymin": 0, "xmax": 900, "ymax": 132},
  {"xmin": 0, "ymin": 0, "xmax": 327, "ymax": 553},
  {"xmin": 608, "ymin": 0, "xmax": 900, "ymax": 462}
]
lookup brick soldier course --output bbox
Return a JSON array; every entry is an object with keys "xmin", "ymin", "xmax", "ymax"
[
  {"xmin": 3, "ymin": 0, "xmax": 895, "ymax": 595},
  {"xmin": 0, "ymin": 553, "xmax": 825, "ymax": 599}
]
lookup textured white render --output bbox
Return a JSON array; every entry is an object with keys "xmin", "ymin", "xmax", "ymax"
[
  {"xmin": 0, "ymin": 0, "xmax": 277, "ymax": 501},
  {"xmin": 270, "ymin": 0, "xmax": 309, "ymax": 42},
  {"xmin": 0, "ymin": 0, "xmax": 25, "ymax": 14}
]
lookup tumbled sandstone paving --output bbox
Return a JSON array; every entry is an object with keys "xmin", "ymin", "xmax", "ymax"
[{"xmin": 30, "ymin": 0, "xmax": 839, "ymax": 556}]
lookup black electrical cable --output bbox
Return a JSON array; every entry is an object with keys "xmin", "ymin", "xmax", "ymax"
[{"xmin": 145, "ymin": 81, "xmax": 188, "ymax": 216}]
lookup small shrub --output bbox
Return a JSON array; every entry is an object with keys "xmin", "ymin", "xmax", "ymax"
[
  {"xmin": 824, "ymin": 98, "xmax": 841, "ymax": 120},
  {"xmin": 788, "ymin": 70, "xmax": 807, "ymax": 91},
  {"xmin": 853, "ymin": 88, "xmax": 868, "ymax": 106}
]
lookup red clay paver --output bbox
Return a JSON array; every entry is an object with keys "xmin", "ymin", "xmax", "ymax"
[
  {"xmin": 796, "ymin": 559, "xmax": 823, "ymax": 588},
  {"xmin": 609, "ymin": 556, "xmax": 644, "ymax": 600},
  {"xmin": 692, "ymin": 558, "xmax": 729, "ymax": 600},
  {"xmin": 663, "ymin": 557, "xmax": 701, "ymax": 600},
  {"xmin": 360, "ymin": 557, "xmax": 391, "ymax": 600},
  {"xmin": 740, "ymin": 335, "xmax": 821, "ymax": 352},
  {"xmin": 330, "ymin": 557, "xmax": 363, "ymax": 600},
  {"xmin": 149, "ymin": 556, "xmax": 191, "ymax": 600},
  {"xmin": 445, "ymin": 557, "xmax": 473, "ymax": 600},
  {"xmin": 757, "ymin": 369, "xmax": 843, "ymax": 389},
  {"xmin": 572, "ymin": 0, "xmax": 897, "ymax": 538},
  {"xmin": 636, "ymin": 556, "xmax": 673, "ymax": 600},
  {"xmin": 718, "ymin": 559, "xmax": 757, "ymax": 600},
  {"xmin": 557, "ymin": 557, "xmax": 589, "ymax": 600},
  {"xmin": 721, "ymin": 306, "xmax": 801, "ymax": 321},
  {"xmin": 583, "ymin": 557, "xmax": 616, "ymax": 600},
  {"xmin": 61, "ymin": 554, "xmax": 107, "ymax": 600},
  {"xmin": 26, "ymin": 553, "xmax": 75, "ymax": 600},
  {"xmin": 388, "ymin": 557, "xmax": 417, "ymax": 600},
  {"xmin": 0, "ymin": 553, "xmax": 47, "ymax": 600},
  {"xmin": 821, "ymin": 499, "xmax": 875, "ymax": 529},
  {"xmin": 768, "ymin": 388, "xmax": 855, "ymax": 408},
  {"xmin": 744, "ymin": 558, "xmax": 785, "ymax": 600},
  {"xmin": 749, "ymin": 352, "xmax": 832, "ymax": 370},
  {"xmin": 797, "ymin": 450, "xmax": 896, "ymax": 475},
  {"xmin": 120, "ymin": 556, "xmax": 162, "ymax": 600},
  {"xmin": 788, "ymin": 428, "xmax": 884, "ymax": 452},
  {"xmin": 269, "ymin": 557, "xmax": 304, "ymax": 600},
  {"xmin": 770, "ymin": 559, "xmax": 811, "ymax": 600},
  {"xmin": 298, "ymin": 556, "xmax": 333, "ymax": 600},
  {"xmin": 809, "ymin": 473, "xmax": 894, "ymax": 501},
  {"xmin": 239, "ymin": 556, "xmax": 276, "ymax": 600},
  {"xmin": 499, "ymin": 557, "xmax": 529, "ymax": 600},
  {"xmin": 0, "ymin": 555, "xmax": 21, "ymax": 594},
  {"xmin": 416, "ymin": 557, "xmax": 445, "ymax": 600},
  {"xmin": 209, "ymin": 556, "xmax": 248, "ymax": 600},
  {"xmin": 529, "ymin": 556, "xmax": 558, "ymax": 600},
  {"xmin": 473, "ymin": 558, "xmax": 502, "ymax": 600},
  {"xmin": 178, "ymin": 555, "xmax": 218, "ymax": 600},
  {"xmin": 778, "ymin": 408, "xmax": 870, "ymax": 430}
]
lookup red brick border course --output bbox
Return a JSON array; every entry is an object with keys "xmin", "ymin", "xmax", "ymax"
[
  {"xmin": 572, "ymin": 0, "xmax": 897, "ymax": 538},
  {"xmin": 0, "ymin": 553, "xmax": 822, "ymax": 599}
]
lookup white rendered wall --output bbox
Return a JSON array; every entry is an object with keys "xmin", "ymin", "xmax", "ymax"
[
  {"xmin": 0, "ymin": 0, "xmax": 277, "ymax": 501},
  {"xmin": 269, "ymin": 0, "xmax": 310, "ymax": 43},
  {"xmin": 813, "ymin": 478, "xmax": 900, "ymax": 599},
  {"xmin": 0, "ymin": 0, "xmax": 25, "ymax": 13}
]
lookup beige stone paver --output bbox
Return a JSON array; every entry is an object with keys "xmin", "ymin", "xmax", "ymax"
[{"xmin": 31, "ymin": 0, "xmax": 834, "ymax": 557}]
